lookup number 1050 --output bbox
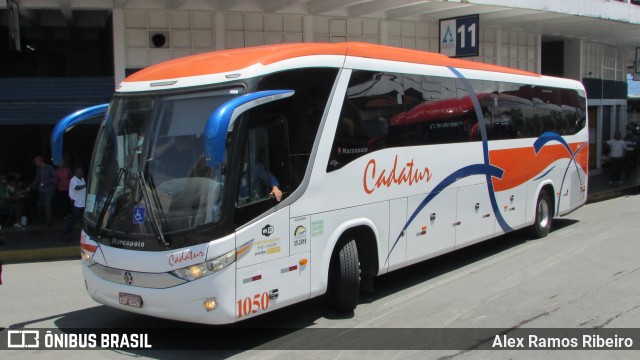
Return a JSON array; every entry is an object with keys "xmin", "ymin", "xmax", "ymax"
[{"xmin": 237, "ymin": 292, "xmax": 270, "ymax": 318}]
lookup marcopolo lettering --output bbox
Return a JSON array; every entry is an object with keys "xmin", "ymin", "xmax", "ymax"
[
  {"xmin": 111, "ymin": 238, "xmax": 146, "ymax": 248},
  {"xmin": 337, "ymin": 147, "xmax": 368, "ymax": 155}
]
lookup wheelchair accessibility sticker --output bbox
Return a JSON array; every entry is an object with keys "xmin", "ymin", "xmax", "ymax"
[{"xmin": 133, "ymin": 206, "xmax": 146, "ymax": 225}]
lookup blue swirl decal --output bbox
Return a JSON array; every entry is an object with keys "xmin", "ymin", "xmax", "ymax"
[
  {"xmin": 533, "ymin": 131, "xmax": 572, "ymax": 155},
  {"xmin": 533, "ymin": 166, "xmax": 556, "ymax": 181},
  {"xmin": 382, "ymin": 69, "xmax": 587, "ymax": 267},
  {"xmin": 555, "ymin": 142, "xmax": 588, "ymax": 214},
  {"xmin": 448, "ymin": 67, "xmax": 513, "ymax": 233},
  {"xmin": 51, "ymin": 103, "xmax": 109, "ymax": 166},
  {"xmin": 386, "ymin": 163, "xmax": 504, "ymax": 261},
  {"xmin": 533, "ymin": 131, "xmax": 587, "ymax": 213}
]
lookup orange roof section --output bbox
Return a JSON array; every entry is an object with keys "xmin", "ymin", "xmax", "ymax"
[{"xmin": 124, "ymin": 42, "xmax": 540, "ymax": 83}]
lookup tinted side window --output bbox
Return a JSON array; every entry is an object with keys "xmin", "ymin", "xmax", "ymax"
[
  {"xmin": 497, "ymin": 83, "xmax": 534, "ymax": 139},
  {"xmin": 258, "ymin": 68, "xmax": 338, "ymax": 188},
  {"xmin": 467, "ymin": 79, "xmax": 504, "ymax": 141},
  {"xmin": 532, "ymin": 86, "xmax": 562, "ymax": 135},
  {"xmin": 234, "ymin": 115, "xmax": 289, "ymax": 226},
  {"xmin": 324, "ymin": 70, "xmax": 584, "ymax": 174},
  {"xmin": 560, "ymin": 88, "xmax": 586, "ymax": 135},
  {"xmin": 404, "ymin": 76, "xmax": 473, "ymax": 145},
  {"xmin": 577, "ymin": 91, "xmax": 587, "ymax": 132},
  {"xmin": 496, "ymin": 83, "xmax": 585, "ymax": 139},
  {"xmin": 327, "ymin": 71, "xmax": 407, "ymax": 172}
]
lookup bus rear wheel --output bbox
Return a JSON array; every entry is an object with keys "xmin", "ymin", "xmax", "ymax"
[
  {"xmin": 328, "ymin": 239, "xmax": 360, "ymax": 311},
  {"xmin": 531, "ymin": 190, "xmax": 552, "ymax": 238}
]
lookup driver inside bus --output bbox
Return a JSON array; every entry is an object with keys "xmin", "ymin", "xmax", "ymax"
[
  {"xmin": 152, "ymin": 135, "xmax": 200, "ymax": 183},
  {"xmin": 238, "ymin": 162, "xmax": 282, "ymax": 204}
]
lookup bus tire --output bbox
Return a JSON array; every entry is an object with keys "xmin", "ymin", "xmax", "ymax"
[
  {"xmin": 328, "ymin": 239, "xmax": 360, "ymax": 311},
  {"xmin": 531, "ymin": 190, "xmax": 552, "ymax": 238}
]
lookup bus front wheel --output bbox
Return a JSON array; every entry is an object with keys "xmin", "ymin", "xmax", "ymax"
[
  {"xmin": 531, "ymin": 190, "xmax": 552, "ymax": 238},
  {"xmin": 328, "ymin": 239, "xmax": 360, "ymax": 311}
]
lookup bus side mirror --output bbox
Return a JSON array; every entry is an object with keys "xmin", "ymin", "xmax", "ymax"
[
  {"xmin": 203, "ymin": 90, "xmax": 294, "ymax": 167},
  {"xmin": 51, "ymin": 103, "xmax": 109, "ymax": 166}
]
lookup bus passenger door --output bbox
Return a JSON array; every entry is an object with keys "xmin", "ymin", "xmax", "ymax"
[
  {"xmin": 455, "ymin": 183, "xmax": 496, "ymax": 249},
  {"xmin": 232, "ymin": 114, "xmax": 310, "ymax": 319},
  {"xmin": 405, "ymin": 189, "xmax": 456, "ymax": 265}
]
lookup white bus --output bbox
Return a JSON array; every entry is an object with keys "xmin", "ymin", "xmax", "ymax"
[{"xmin": 52, "ymin": 42, "xmax": 588, "ymax": 324}]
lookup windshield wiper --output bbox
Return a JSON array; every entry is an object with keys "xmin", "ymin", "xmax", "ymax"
[
  {"xmin": 95, "ymin": 167, "xmax": 126, "ymax": 239},
  {"xmin": 136, "ymin": 171, "xmax": 170, "ymax": 247}
]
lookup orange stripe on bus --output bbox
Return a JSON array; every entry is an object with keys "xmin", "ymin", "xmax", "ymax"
[
  {"xmin": 489, "ymin": 143, "xmax": 588, "ymax": 192},
  {"xmin": 124, "ymin": 42, "xmax": 540, "ymax": 83},
  {"xmin": 124, "ymin": 43, "xmax": 349, "ymax": 82}
]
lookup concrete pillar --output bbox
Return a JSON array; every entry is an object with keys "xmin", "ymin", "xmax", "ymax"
[
  {"xmin": 215, "ymin": 12, "xmax": 225, "ymax": 50},
  {"xmin": 303, "ymin": 15, "xmax": 313, "ymax": 42},
  {"xmin": 536, "ymin": 33, "xmax": 542, "ymax": 74},
  {"xmin": 112, "ymin": 7, "xmax": 126, "ymax": 85},
  {"xmin": 495, "ymin": 28, "xmax": 502, "ymax": 66},
  {"xmin": 380, "ymin": 19, "xmax": 388, "ymax": 45},
  {"xmin": 564, "ymin": 39, "xmax": 583, "ymax": 81}
]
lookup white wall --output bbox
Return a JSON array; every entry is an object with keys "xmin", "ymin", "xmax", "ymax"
[
  {"xmin": 583, "ymin": 41, "xmax": 626, "ymax": 82},
  {"xmin": 564, "ymin": 39, "xmax": 582, "ymax": 81},
  {"xmin": 117, "ymin": 9, "xmax": 549, "ymax": 83},
  {"xmin": 117, "ymin": 8, "xmax": 624, "ymax": 85}
]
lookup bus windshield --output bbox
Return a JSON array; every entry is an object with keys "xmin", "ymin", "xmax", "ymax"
[{"xmin": 86, "ymin": 88, "xmax": 243, "ymax": 240}]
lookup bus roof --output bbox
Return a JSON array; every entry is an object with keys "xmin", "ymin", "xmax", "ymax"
[{"xmin": 124, "ymin": 42, "xmax": 540, "ymax": 83}]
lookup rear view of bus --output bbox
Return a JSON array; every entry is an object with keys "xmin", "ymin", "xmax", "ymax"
[{"xmin": 52, "ymin": 42, "xmax": 588, "ymax": 325}]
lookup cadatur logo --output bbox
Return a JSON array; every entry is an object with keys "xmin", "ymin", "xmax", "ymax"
[
  {"xmin": 363, "ymin": 155, "xmax": 433, "ymax": 194},
  {"xmin": 168, "ymin": 249, "xmax": 205, "ymax": 267}
]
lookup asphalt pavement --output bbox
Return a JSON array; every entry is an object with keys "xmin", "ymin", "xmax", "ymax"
[{"xmin": 1, "ymin": 167, "xmax": 640, "ymax": 264}]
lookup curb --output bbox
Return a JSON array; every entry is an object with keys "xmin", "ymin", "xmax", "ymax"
[
  {"xmin": 586, "ymin": 185, "xmax": 640, "ymax": 204},
  {"xmin": 0, "ymin": 246, "xmax": 80, "ymax": 264}
]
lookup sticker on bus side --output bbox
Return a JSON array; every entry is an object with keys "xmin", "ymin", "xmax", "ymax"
[{"xmin": 290, "ymin": 216, "xmax": 310, "ymax": 255}]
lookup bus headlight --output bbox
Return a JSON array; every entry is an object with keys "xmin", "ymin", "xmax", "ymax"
[
  {"xmin": 81, "ymin": 249, "xmax": 96, "ymax": 267},
  {"xmin": 171, "ymin": 249, "xmax": 236, "ymax": 281}
]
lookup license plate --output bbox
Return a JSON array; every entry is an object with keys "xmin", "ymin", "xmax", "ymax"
[{"xmin": 119, "ymin": 292, "xmax": 143, "ymax": 308}]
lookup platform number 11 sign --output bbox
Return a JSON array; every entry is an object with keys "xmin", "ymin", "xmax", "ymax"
[{"xmin": 439, "ymin": 14, "xmax": 479, "ymax": 58}]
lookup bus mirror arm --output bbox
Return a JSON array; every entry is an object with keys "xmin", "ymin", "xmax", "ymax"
[
  {"xmin": 51, "ymin": 103, "xmax": 109, "ymax": 166},
  {"xmin": 203, "ymin": 90, "xmax": 295, "ymax": 167}
]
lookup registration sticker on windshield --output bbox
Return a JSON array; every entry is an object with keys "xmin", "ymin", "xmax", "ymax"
[
  {"xmin": 86, "ymin": 194, "xmax": 96, "ymax": 213},
  {"xmin": 133, "ymin": 206, "xmax": 146, "ymax": 225}
]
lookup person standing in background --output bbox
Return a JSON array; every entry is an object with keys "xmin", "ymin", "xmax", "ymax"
[
  {"xmin": 607, "ymin": 132, "xmax": 626, "ymax": 184},
  {"xmin": 30, "ymin": 156, "xmax": 56, "ymax": 227},
  {"xmin": 55, "ymin": 159, "xmax": 72, "ymax": 219},
  {"xmin": 60, "ymin": 167, "xmax": 86, "ymax": 242}
]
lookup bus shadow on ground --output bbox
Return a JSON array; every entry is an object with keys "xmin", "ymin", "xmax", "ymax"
[
  {"xmin": 35, "ymin": 218, "xmax": 579, "ymax": 359},
  {"xmin": 359, "ymin": 218, "xmax": 579, "ymax": 304}
]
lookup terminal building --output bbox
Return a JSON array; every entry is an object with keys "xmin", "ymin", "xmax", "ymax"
[{"xmin": 1, "ymin": 0, "xmax": 640, "ymax": 176}]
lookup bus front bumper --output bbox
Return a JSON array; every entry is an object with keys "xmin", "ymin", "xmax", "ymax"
[{"xmin": 82, "ymin": 262, "xmax": 237, "ymax": 325}]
